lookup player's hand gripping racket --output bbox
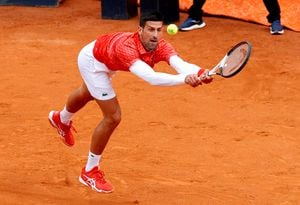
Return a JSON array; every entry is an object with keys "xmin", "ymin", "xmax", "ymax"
[{"xmin": 208, "ymin": 41, "xmax": 252, "ymax": 78}]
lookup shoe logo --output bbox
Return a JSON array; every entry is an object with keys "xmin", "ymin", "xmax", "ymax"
[
  {"xmin": 102, "ymin": 93, "xmax": 108, "ymax": 97},
  {"xmin": 84, "ymin": 175, "xmax": 97, "ymax": 189},
  {"xmin": 56, "ymin": 125, "xmax": 66, "ymax": 137}
]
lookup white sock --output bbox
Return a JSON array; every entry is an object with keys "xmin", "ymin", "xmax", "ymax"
[
  {"xmin": 60, "ymin": 106, "xmax": 74, "ymax": 125},
  {"xmin": 85, "ymin": 151, "xmax": 101, "ymax": 172}
]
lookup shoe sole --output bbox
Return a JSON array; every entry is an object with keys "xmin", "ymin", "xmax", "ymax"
[
  {"xmin": 78, "ymin": 176, "xmax": 113, "ymax": 193},
  {"xmin": 48, "ymin": 111, "xmax": 73, "ymax": 147},
  {"xmin": 270, "ymin": 27, "xmax": 284, "ymax": 34},
  {"xmin": 180, "ymin": 22, "xmax": 206, "ymax": 31}
]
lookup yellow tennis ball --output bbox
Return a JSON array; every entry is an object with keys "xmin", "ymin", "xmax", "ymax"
[{"xmin": 167, "ymin": 24, "xmax": 178, "ymax": 35}]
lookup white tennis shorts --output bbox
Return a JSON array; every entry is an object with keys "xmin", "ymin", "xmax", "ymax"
[{"xmin": 77, "ymin": 41, "xmax": 116, "ymax": 100}]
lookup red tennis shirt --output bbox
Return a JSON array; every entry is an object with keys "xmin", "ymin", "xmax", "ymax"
[{"xmin": 93, "ymin": 31, "xmax": 177, "ymax": 71}]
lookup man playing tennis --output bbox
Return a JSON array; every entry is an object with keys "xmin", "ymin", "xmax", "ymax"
[{"xmin": 48, "ymin": 11, "xmax": 212, "ymax": 193}]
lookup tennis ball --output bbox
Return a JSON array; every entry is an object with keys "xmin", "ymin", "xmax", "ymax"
[{"xmin": 167, "ymin": 24, "xmax": 178, "ymax": 35}]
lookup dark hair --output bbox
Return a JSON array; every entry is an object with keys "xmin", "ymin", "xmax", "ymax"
[{"xmin": 140, "ymin": 11, "xmax": 163, "ymax": 27}]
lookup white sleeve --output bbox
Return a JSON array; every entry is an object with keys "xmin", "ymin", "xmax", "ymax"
[
  {"xmin": 129, "ymin": 60, "xmax": 186, "ymax": 86},
  {"xmin": 169, "ymin": 55, "xmax": 202, "ymax": 75}
]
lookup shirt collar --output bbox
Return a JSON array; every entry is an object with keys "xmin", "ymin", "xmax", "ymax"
[{"xmin": 133, "ymin": 31, "xmax": 162, "ymax": 55}]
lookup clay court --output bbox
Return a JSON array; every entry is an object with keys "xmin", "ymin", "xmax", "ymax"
[{"xmin": 0, "ymin": 0, "xmax": 299, "ymax": 204}]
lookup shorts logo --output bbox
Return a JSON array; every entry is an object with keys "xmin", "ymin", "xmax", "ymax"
[{"xmin": 102, "ymin": 93, "xmax": 108, "ymax": 97}]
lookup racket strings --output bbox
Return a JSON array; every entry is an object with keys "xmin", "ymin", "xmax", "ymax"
[{"xmin": 221, "ymin": 43, "xmax": 250, "ymax": 77}]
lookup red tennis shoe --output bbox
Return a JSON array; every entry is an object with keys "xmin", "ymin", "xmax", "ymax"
[
  {"xmin": 79, "ymin": 166, "xmax": 113, "ymax": 193},
  {"xmin": 48, "ymin": 110, "xmax": 76, "ymax": 146}
]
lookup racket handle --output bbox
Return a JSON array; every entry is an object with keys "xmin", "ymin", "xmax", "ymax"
[{"xmin": 197, "ymin": 69, "xmax": 213, "ymax": 84}]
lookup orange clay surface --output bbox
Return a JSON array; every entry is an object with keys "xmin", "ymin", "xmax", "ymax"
[{"xmin": 0, "ymin": 1, "xmax": 299, "ymax": 204}]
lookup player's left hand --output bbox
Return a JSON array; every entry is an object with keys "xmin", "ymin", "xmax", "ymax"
[{"xmin": 198, "ymin": 69, "xmax": 213, "ymax": 84}]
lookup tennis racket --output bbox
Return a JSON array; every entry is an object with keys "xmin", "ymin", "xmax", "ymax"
[{"xmin": 208, "ymin": 41, "xmax": 252, "ymax": 78}]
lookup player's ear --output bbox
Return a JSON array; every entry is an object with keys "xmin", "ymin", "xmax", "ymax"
[{"xmin": 138, "ymin": 26, "xmax": 143, "ymax": 35}]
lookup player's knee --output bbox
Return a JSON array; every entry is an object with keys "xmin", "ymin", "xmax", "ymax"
[
  {"xmin": 112, "ymin": 112, "xmax": 121, "ymax": 125},
  {"xmin": 106, "ymin": 111, "xmax": 121, "ymax": 127}
]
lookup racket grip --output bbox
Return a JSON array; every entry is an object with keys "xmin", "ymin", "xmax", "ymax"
[{"xmin": 197, "ymin": 69, "xmax": 213, "ymax": 84}]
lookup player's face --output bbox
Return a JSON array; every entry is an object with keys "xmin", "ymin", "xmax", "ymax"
[{"xmin": 139, "ymin": 21, "xmax": 163, "ymax": 52}]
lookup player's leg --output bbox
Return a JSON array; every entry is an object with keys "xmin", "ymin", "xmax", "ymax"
[
  {"xmin": 48, "ymin": 82, "xmax": 93, "ymax": 146},
  {"xmin": 65, "ymin": 82, "xmax": 94, "ymax": 113},
  {"xmin": 79, "ymin": 95, "xmax": 120, "ymax": 193},
  {"xmin": 48, "ymin": 41, "xmax": 98, "ymax": 146},
  {"xmin": 90, "ymin": 97, "xmax": 121, "ymax": 155},
  {"xmin": 76, "ymin": 43, "xmax": 118, "ymax": 192}
]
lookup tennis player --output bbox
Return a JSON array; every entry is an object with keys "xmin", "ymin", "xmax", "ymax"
[{"xmin": 48, "ymin": 11, "xmax": 212, "ymax": 193}]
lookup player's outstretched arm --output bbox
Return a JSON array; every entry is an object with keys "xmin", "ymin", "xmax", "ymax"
[
  {"xmin": 129, "ymin": 60, "xmax": 202, "ymax": 87},
  {"xmin": 169, "ymin": 55, "xmax": 201, "ymax": 75}
]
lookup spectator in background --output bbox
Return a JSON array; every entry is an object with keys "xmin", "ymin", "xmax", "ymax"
[{"xmin": 179, "ymin": 0, "xmax": 284, "ymax": 35}]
